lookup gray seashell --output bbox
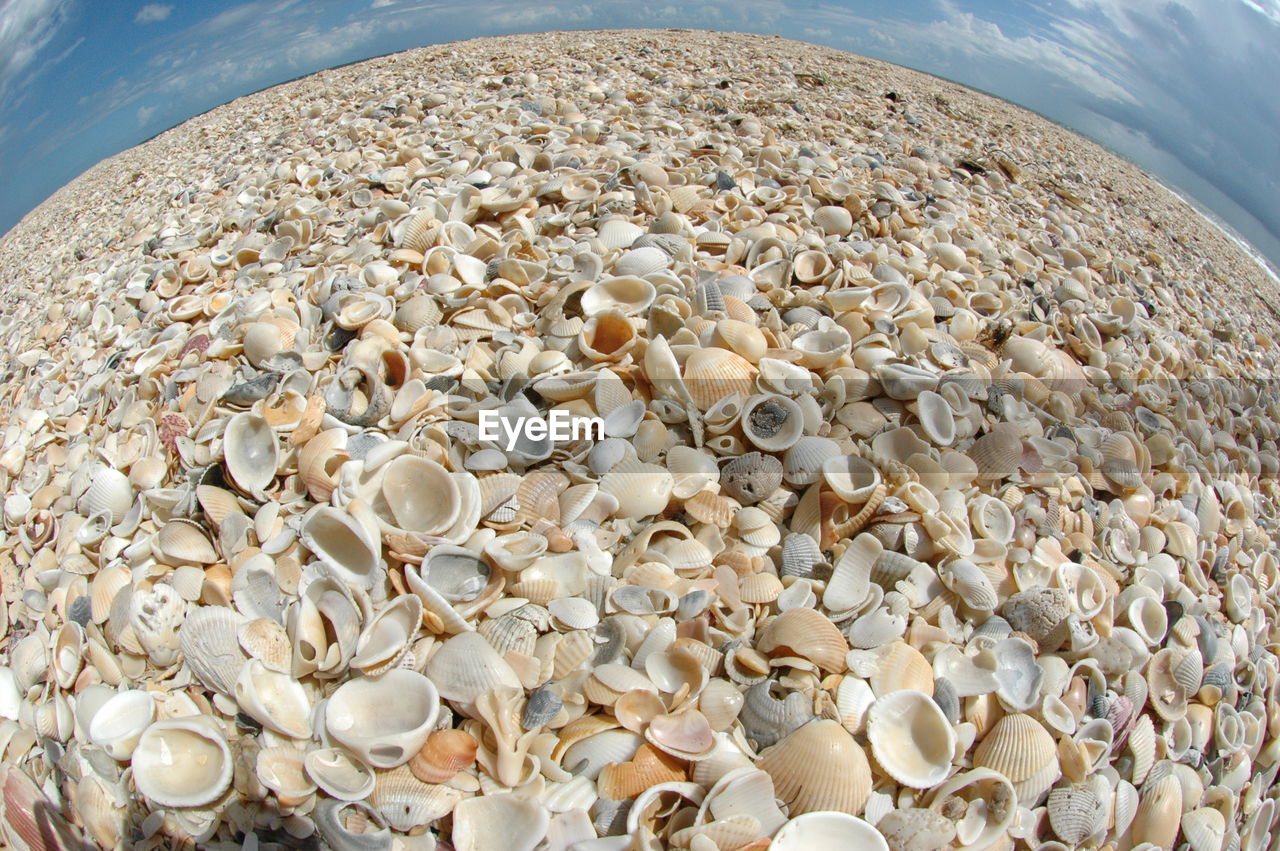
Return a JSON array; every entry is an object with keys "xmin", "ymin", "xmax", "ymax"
[
  {"xmin": 68, "ymin": 595, "xmax": 92, "ymax": 627},
  {"xmin": 221, "ymin": 373, "xmax": 278, "ymax": 407},
  {"xmin": 781, "ymin": 532, "xmax": 826, "ymax": 580},
  {"xmin": 1002, "ymin": 587, "xmax": 1071, "ymax": 646},
  {"xmin": 326, "ymin": 366, "xmax": 389, "ymax": 427},
  {"xmin": 739, "ymin": 680, "xmax": 814, "ymax": 749},
  {"xmin": 478, "ymin": 614, "xmax": 537, "ymax": 658},
  {"xmin": 970, "ymin": 614, "xmax": 1013, "ymax": 645},
  {"xmin": 522, "ymin": 687, "xmax": 564, "ymax": 731},
  {"xmin": 1202, "ymin": 662, "xmax": 1232, "ymax": 694},
  {"xmin": 591, "ymin": 617, "xmax": 627, "ymax": 666},
  {"xmin": 419, "ymin": 546, "xmax": 489, "ymax": 602},
  {"xmin": 676, "ymin": 589, "xmax": 713, "ymax": 620},
  {"xmin": 932, "ymin": 676, "xmax": 961, "ymax": 725},
  {"xmin": 694, "ymin": 281, "xmax": 726, "ymax": 315},
  {"xmin": 313, "ymin": 798, "xmax": 393, "ymax": 851},
  {"xmin": 720, "ymin": 452, "xmax": 783, "ymax": 505},
  {"xmin": 781, "ymin": 306, "xmax": 823, "ymax": 329},
  {"xmin": 1047, "ymin": 778, "xmax": 1107, "ymax": 845}
]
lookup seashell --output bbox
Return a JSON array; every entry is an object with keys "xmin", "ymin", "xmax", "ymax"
[
  {"xmin": 793, "ymin": 319, "xmax": 851, "ymax": 369},
  {"xmin": 969, "ymin": 425, "xmax": 1022, "ymax": 480},
  {"xmin": 452, "ymin": 793, "xmax": 549, "ymax": 851},
  {"xmin": 424, "ymin": 631, "xmax": 522, "ymax": 707},
  {"xmin": 299, "ymin": 504, "xmax": 383, "ymax": 590},
  {"xmin": 223, "ymin": 411, "xmax": 280, "ymax": 498},
  {"xmin": 409, "ymin": 729, "xmax": 478, "ymax": 784},
  {"xmin": 350, "ymin": 594, "xmax": 421, "ymax": 674},
  {"xmin": 89, "ymin": 689, "xmax": 155, "ymax": 760},
  {"xmin": 1047, "ymin": 779, "xmax": 1107, "ymax": 845},
  {"xmin": 580, "ymin": 276, "xmax": 656, "ymax": 317},
  {"xmin": 306, "ymin": 746, "xmax": 377, "ymax": 802},
  {"xmin": 130, "ymin": 716, "xmax": 232, "ymax": 808},
  {"xmin": 86, "ymin": 467, "xmax": 134, "ymax": 525},
  {"xmin": 867, "ymin": 689, "xmax": 956, "ymax": 789},
  {"xmin": 683, "ymin": 346, "xmax": 758, "ymax": 411},
  {"xmin": 741, "ymin": 393, "xmax": 805, "ymax": 452},
  {"xmin": 257, "ymin": 745, "xmax": 316, "ymax": 806},
  {"xmin": 1131, "ymin": 773, "xmax": 1182, "ymax": 848},
  {"xmin": 180, "ymin": 605, "xmax": 249, "ymax": 696},
  {"xmin": 313, "ymin": 798, "xmax": 393, "ymax": 851},
  {"xmin": 719, "ymin": 454, "xmax": 783, "ymax": 509},
  {"xmin": 129, "ymin": 582, "xmax": 186, "ymax": 667},
  {"xmin": 757, "ymin": 608, "xmax": 848, "ymax": 673},
  {"xmin": 370, "ymin": 454, "xmax": 459, "ymax": 536},
  {"xmin": 1181, "ymin": 806, "xmax": 1227, "ymax": 851},
  {"xmin": 155, "ymin": 517, "xmax": 218, "ymax": 565},
  {"xmin": 645, "ymin": 710, "xmax": 716, "ymax": 760},
  {"xmin": 326, "ymin": 669, "xmax": 440, "ymax": 769},
  {"xmin": 234, "ymin": 659, "xmax": 313, "ymax": 739},
  {"xmin": 925, "ymin": 767, "xmax": 1018, "ymax": 848},
  {"xmin": 772, "ymin": 812, "xmax": 889, "ymax": 851},
  {"xmin": 825, "ymin": 532, "xmax": 880, "ymax": 612},
  {"xmin": 740, "ymin": 679, "xmax": 815, "ymax": 748},
  {"xmin": 823, "ymin": 455, "xmax": 882, "ymax": 503},
  {"xmin": 973, "ymin": 713, "xmax": 1061, "ymax": 806},
  {"xmin": 759, "ymin": 719, "xmax": 872, "ymax": 816},
  {"xmin": 372, "ymin": 767, "xmax": 460, "ymax": 831}
]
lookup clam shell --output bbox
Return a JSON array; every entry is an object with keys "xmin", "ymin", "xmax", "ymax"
[
  {"xmin": 867, "ymin": 689, "xmax": 956, "ymax": 789},
  {"xmin": 299, "ymin": 504, "xmax": 384, "ymax": 590},
  {"xmin": 772, "ymin": 812, "xmax": 889, "ymax": 850},
  {"xmin": 759, "ymin": 719, "xmax": 872, "ymax": 816},
  {"xmin": 223, "ymin": 411, "xmax": 279, "ymax": 498},
  {"xmin": 306, "ymin": 746, "xmax": 377, "ymax": 802},
  {"xmin": 326, "ymin": 669, "xmax": 440, "ymax": 769},
  {"xmin": 372, "ymin": 767, "xmax": 460, "ymax": 831},
  {"xmin": 130, "ymin": 716, "xmax": 232, "ymax": 808},
  {"xmin": 741, "ymin": 394, "xmax": 805, "ymax": 452},
  {"xmin": 234, "ymin": 659, "xmax": 312, "ymax": 739},
  {"xmin": 452, "ymin": 793, "xmax": 549, "ymax": 851},
  {"xmin": 180, "ymin": 605, "xmax": 249, "ymax": 696}
]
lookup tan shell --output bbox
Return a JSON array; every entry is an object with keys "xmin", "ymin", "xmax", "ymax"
[
  {"xmin": 756, "ymin": 608, "xmax": 849, "ymax": 673},
  {"xmin": 972, "ymin": 713, "xmax": 1061, "ymax": 806},
  {"xmin": 759, "ymin": 719, "xmax": 872, "ymax": 816}
]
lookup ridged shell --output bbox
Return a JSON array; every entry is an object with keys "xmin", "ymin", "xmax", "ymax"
[
  {"xmin": 424, "ymin": 631, "xmax": 521, "ymax": 706},
  {"xmin": 180, "ymin": 605, "xmax": 248, "ymax": 696},
  {"xmin": 972, "ymin": 713, "xmax": 1061, "ymax": 806},
  {"xmin": 682, "ymin": 347, "xmax": 758, "ymax": 411},
  {"xmin": 1047, "ymin": 780, "xmax": 1107, "ymax": 844},
  {"xmin": 409, "ymin": 729, "xmax": 478, "ymax": 784},
  {"xmin": 372, "ymin": 767, "xmax": 460, "ymax": 831},
  {"xmin": 1181, "ymin": 806, "xmax": 1227, "ymax": 851},
  {"xmin": 968, "ymin": 426, "xmax": 1022, "ymax": 480},
  {"xmin": 758, "ymin": 720, "xmax": 872, "ymax": 816},
  {"xmin": 756, "ymin": 608, "xmax": 848, "ymax": 673}
]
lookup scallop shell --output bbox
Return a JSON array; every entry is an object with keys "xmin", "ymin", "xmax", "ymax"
[
  {"xmin": 180, "ymin": 604, "xmax": 249, "ymax": 696},
  {"xmin": 972, "ymin": 713, "xmax": 1061, "ymax": 806},
  {"xmin": 867, "ymin": 689, "xmax": 956, "ymax": 789},
  {"xmin": 758, "ymin": 719, "xmax": 872, "ymax": 816}
]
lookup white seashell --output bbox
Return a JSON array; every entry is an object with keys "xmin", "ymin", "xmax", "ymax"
[
  {"xmin": 424, "ymin": 631, "xmax": 521, "ymax": 708},
  {"xmin": 234, "ymin": 660, "xmax": 312, "ymax": 739},
  {"xmin": 305, "ymin": 746, "xmax": 377, "ymax": 802},
  {"xmin": 299, "ymin": 504, "xmax": 384, "ymax": 590},
  {"xmin": 580, "ymin": 276, "xmax": 656, "ymax": 316},
  {"xmin": 131, "ymin": 715, "xmax": 232, "ymax": 808},
  {"xmin": 350, "ymin": 594, "xmax": 421, "ymax": 674},
  {"xmin": 867, "ymin": 689, "xmax": 956, "ymax": 788},
  {"xmin": 370, "ymin": 454, "xmax": 460, "ymax": 536},
  {"xmin": 822, "ymin": 455, "xmax": 881, "ymax": 503},
  {"xmin": 452, "ymin": 793, "xmax": 549, "ymax": 851},
  {"xmin": 824, "ymin": 532, "xmax": 880, "ymax": 612},
  {"xmin": 741, "ymin": 393, "xmax": 805, "ymax": 452},
  {"xmin": 326, "ymin": 669, "xmax": 440, "ymax": 769},
  {"xmin": 89, "ymin": 689, "xmax": 155, "ymax": 760},
  {"xmin": 86, "ymin": 467, "xmax": 134, "ymax": 525},
  {"xmin": 180, "ymin": 605, "xmax": 249, "ymax": 696},
  {"xmin": 223, "ymin": 411, "xmax": 280, "ymax": 498}
]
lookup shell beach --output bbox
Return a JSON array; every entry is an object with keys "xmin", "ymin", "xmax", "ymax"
[{"xmin": 1, "ymin": 26, "xmax": 1279, "ymax": 850}]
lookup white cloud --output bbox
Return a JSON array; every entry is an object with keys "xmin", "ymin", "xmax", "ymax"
[
  {"xmin": 134, "ymin": 4, "xmax": 172, "ymax": 24},
  {"xmin": 0, "ymin": 0, "xmax": 73, "ymax": 101},
  {"xmin": 370, "ymin": 0, "xmax": 396, "ymax": 7},
  {"xmin": 136, "ymin": 104, "xmax": 156, "ymax": 124}
]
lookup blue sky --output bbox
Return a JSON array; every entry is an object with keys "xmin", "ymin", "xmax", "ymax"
[{"xmin": 1, "ymin": 0, "xmax": 1277, "ymax": 270}]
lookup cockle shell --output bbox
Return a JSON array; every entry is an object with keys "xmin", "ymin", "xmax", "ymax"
[
  {"xmin": 424, "ymin": 631, "xmax": 521, "ymax": 707},
  {"xmin": 372, "ymin": 768, "xmax": 460, "ymax": 831},
  {"xmin": 759, "ymin": 719, "xmax": 872, "ymax": 816},
  {"xmin": 867, "ymin": 689, "xmax": 956, "ymax": 789},
  {"xmin": 756, "ymin": 607, "xmax": 848, "ymax": 673},
  {"xmin": 973, "ymin": 713, "xmax": 1060, "ymax": 806},
  {"xmin": 180, "ymin": 605, "xmax": 249, "ymax": 696}
]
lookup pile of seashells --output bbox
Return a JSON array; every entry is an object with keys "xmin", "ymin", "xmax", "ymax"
[{"xmin": 1, "ymin": 28, "xmax": 1279, "ymax": 851}]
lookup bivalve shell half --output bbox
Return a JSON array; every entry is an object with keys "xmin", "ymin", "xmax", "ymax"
[
  {"xmin": 972, "ymin": 713, "xmax": 1060, "ymax": 806},
  {"xmin": 756, "ymin": 607, "xmax": 848, "ymax": 673},
  {"xmin": 452, "ymin": 793, "xmax": 549, "ymax": 851},
  {"xmin": 741, "ymin": 394, "xmax": 805, "ymax": 453},
  {"xmin": 130, "ymin": 716, "xmax": 232, "ymax": 808},
  {"xmin": 866, "ymin": 689, "xmax": 956, "ymax": 789},
  {"xmin": 759, "ymin": 719, "xmax": 872, "ymax": 816},
  {"xmin": 223, "ymin": 411, "xmax": 279, "ymax": 498},
  {"xmin": 772, "ymin": 812, "xmax": 889, "ymax": 851},
  {"xmin": 326, "ymin": 669, "xmax": 440, "ymax": 769}
]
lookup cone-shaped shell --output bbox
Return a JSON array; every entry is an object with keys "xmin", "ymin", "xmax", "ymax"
[
  {"xmin": 867, "ymin": 689, "xmax": 956, "ymax": 789},
  {"xmin": 759, "ymin": 720, "xmax": 872, "ymax": 816},
  {"xmin": 130, "ymin": 716, "xmax": 232, "ymax": 808},
  {"xmin": 756, "ymin": 608, "xmax": 848, "ymax": 673},
  {"xmin": 972, "ymin": 713, "xmax": 1060, "ymax": 806}
]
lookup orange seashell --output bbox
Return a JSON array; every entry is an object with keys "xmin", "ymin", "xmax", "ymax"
[
  {"xmin": 756, "ymin": 607, "xmax": 848, "ymax": 673},
  {"xmin": 596, "ymin": 744, "xmax": 686, "ymax": 800},
  {"xmin": 409, "ymin": 729, "xmax": 479, "ymax": 784},
  {"xmin": 759, "ymin": 719, "xmax": 872, "ymax": 816}
]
